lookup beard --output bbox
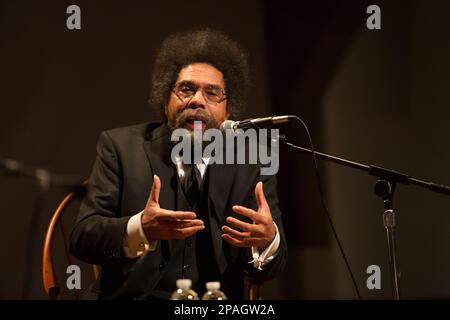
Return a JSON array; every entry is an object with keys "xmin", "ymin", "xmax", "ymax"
[
  {"xmin": 168, "ymin": 107, "xmax": 219, "ymax": 131},
  {"xmin": 168, "ymin": 107, "xmax": 221, "ymax": 149}
]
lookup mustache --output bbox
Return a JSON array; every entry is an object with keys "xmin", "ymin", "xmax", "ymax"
[{"xmin": 174, "ymin": 109, "xmax": 218, "ymax": 129}]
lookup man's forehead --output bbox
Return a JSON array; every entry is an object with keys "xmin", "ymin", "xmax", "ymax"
[{"xmin": 177, "ymin": 63, "xmax": 224, "ymax": 87}]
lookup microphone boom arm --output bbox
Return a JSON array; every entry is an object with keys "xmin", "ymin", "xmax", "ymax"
[{"xmin": 281, "ymin": 140, "xmax": 450, "ymax": 196}]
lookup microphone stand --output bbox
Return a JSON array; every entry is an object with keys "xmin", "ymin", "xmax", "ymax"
[
  {"xmin": 1, "ymin": 156, "xmax": 84, "ymax": 299},
  {"xmin": 280, "ymin": 138, "xmax": 450, "ymax": 300}
]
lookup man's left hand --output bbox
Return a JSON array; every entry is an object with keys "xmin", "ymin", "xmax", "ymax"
[{"xmin": 221, "ymin": 181, "xmax": 276, "ymax": 252}]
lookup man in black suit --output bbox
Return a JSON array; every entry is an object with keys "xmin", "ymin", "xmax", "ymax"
[{"xmin": 70, "ymin": 29, "xmax": 287, "ymax": 299}]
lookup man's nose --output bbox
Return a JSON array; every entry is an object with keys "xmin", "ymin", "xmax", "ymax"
[{"xmin": 187, "ymin": 89, "xmax": 207, "ymax": 108}]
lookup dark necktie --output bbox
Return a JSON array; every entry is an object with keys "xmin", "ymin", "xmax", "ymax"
[
  {"xmin": 182, "ymin": 163, "xmax": 219, "ymax": 290},
  {"xmin": 181, "ymin": 164, "xmax": 200, "ymax": 208}
]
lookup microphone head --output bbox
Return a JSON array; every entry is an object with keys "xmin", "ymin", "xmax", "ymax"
[{"xmin": 220, "ymin": 120, "xmax": 236, "ymax": 131}]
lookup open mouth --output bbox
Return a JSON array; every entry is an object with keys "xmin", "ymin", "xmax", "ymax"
[{"xmin": 184, "ymin": 116, "xmax": 208, "ymax": 131}]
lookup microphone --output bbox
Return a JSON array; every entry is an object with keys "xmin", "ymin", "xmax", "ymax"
[{"xmin": 220, "ymin": 115, "xmax": 295, "ymax": 131}]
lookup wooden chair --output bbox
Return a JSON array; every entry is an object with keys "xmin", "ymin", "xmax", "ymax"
[
  {"xmin": 42, "ymin": 181, "xmax": 100, "ymax": 299},
  {"xmin": 248, "ymin": 283, "xmax": 261, "ymax": 300}
]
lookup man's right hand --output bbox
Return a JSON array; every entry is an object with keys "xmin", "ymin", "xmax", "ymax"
[{"xmin": 141, "ymin": 175, "xmax": 205, "ymax": 241}]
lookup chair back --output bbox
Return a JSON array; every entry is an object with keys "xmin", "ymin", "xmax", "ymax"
[{"xmin": 42, "ymin": 182, "xmax": 100, "ymax": 299}]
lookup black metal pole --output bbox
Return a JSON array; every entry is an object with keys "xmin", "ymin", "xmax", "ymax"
[{"xmin": 375, "ymin": 179, "xmax": 401, "ymax": 300}]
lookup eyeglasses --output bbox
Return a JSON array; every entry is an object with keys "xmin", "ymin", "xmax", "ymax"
[{"xmin": 171, "ymin": 81, "xmax": 227, "ymax": 105}]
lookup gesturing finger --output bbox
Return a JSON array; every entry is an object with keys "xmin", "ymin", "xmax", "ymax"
[
  {"xmin": 146, "ymin": 175, "xmax": 161, "ymax": 207},
  {"xmin": 221, "ymin": 234, "xmax": 266, "ymax": 247},
  {"xmin": 255, "ymin": 181, "xmax": 268, "ymax": 213},
  {"xmin": 221, "ymin": 225, "xmax": 251, "ymax": 239},
  {"xmin": 226, "ymin": 216, "xmax": 257, "ymax": 233},
  {"xmin": 231, "ymin": 205, "xmax": 263, "ymax": 224},
  {"xmin": 221, "ymin": 234, "xmax": 246, "ymax": 247},
  {"xmin": 173, "ymin": 225, "xmax": 205, "ymax": 239},
  {"xmin": 168, "ymin": 219, "xmax": 205, "ymax": 229},
  {"xmin": 156, "ymin": 210, "xmax": 197, "ymax": 222}
]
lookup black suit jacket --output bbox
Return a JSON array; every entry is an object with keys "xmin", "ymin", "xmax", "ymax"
[{"xmin": 70, "ymin": 122, "xmax": 287, "ymax": 299}]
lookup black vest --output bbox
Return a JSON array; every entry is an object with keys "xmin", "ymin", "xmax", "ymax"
[{"xmin": 148, "ymin": 167, "xmax": 220, "ymax": 298}]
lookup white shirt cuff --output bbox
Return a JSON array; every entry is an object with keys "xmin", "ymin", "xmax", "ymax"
[
  {"xmin": 249, "ymin": 222, "xmax": 280, "ymax": 270},
  {"xmin": 123, "ymin": 211, "xmax": 158, "ymax": 258}
]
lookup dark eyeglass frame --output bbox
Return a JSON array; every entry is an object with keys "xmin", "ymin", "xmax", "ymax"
[{"xmin": 171, "ymin": 81, "xmax": 227, "ymax": 105}]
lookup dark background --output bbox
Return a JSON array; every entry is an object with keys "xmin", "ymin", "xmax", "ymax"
[{"xmin": 1, "ymin": 0, "xmax": 450, "ymax": 299}]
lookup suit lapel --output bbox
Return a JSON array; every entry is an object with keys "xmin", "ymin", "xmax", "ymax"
[{"xmin": 142, "ymin": 123, "xmax": 178, "ymax": 259}]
